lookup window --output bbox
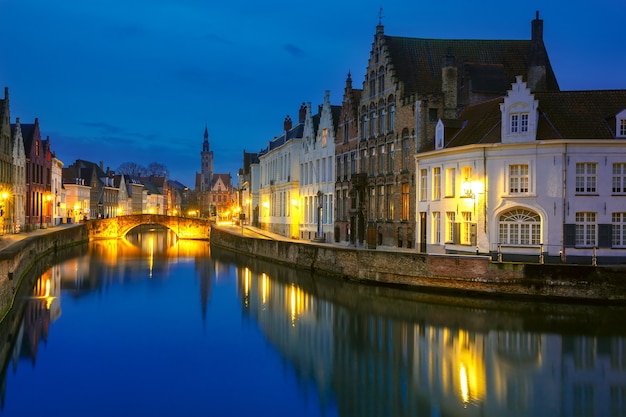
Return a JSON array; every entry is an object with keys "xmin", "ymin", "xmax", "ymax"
[
  {"xmin": 369, "ymin": 188, "xmax": 375, "ymax": 220},
  {"xmin": 461, "ymin": 166, "xmax": 472, "ymax": 197},
  {"xmin": 510, "ymin": 113, "xmax": 529, "ymax": 133},
  {"xmin": 379, "ymin": 109, "xmax": 385, "ymax": 133},
  {"xmin": 343, "ymin": 155, "xmax": 348, "ymax": 179},
  {"xmin": 461, "ymin": 212, "xmax": 472, "ymax": 245},
  {"xmin": 613, "ymin": 212, "xmax": 626, "ymax": 247},
  {"xmin": 576, "ymin": 212, "xmax": 597, "ymax": 247},
  {"xmin": 322, "ymin": 128, "xmax": 328, "ymax": 147},
  {"xmin": 361, "ymin": 115, "xmax": 367, "ymax": 139},
  {"xmin": 428, "ymin": 108, "xmax": 438, "ymax": 123},
  {"xmin": 369, "ymin": 147, "xmax": 376, "ymax": 174},
  {"xmin": 419, "ymin": 169, "xmax": 427, "ymax": 201},
  {"xmin": 432, "ymin": 167, "xmax": 441, "ymax": 200},
  {"xmin": 378, "ymin": 185, "xmax": 385, "ymax": 219},
  {"xmin": 498, "ymin": 209, "xmax": 541, "ymax": 245},
  {"xmin": 620, "ymin": 119, "xmax": 626, "ymax": 137},
  {"xmin": 378, "ymin": 145, "xmax": 385, "ymax": 172},
  {"xmin": 350, "ymin": 152, "xmax": 356, "ymax": 174},
  {"xmin": 576, "ymin": 163, "xmax": 597, "ymax": 193},
  {"xmin": 387, "ymin": 143, "xmax": 394, "ymax": 172},
  {"xmin": 613, "ymin": 163, "xmax": 626, "ymax": 194},
  {"xmin": 446, "ymin": 212, "xmax": 455, "ymax": 242},
  {"xmin": 445, "ymin": 168, "xmax": 455, "ymax": 197},
  {"xmin": 509, "ymin": 164, "xmax": 529, "ymax": 194},
  {"xmin": 432, "ymin": 212, "xmax": 441, "ymax": 244},
  {"xmin": 386, "ymin": 184, "xmax": 394, "ymax": 220},
  {"xmin": 388, "ymin": 105, "xmax": 395, "ymax": 131},
  {"xmin": 360, "ymin": 148, "xmax": 367, "ymax": 173},
  {"xmin": 401, "ymin": 183, "xmax": 409, "ymax": 220},
  {"xmin": 402, "ymin": 138, "xmax": 410, "ymax": 170}
]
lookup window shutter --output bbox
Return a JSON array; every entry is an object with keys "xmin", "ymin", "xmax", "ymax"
[
  {"xmin": 564, "ymin": 224, "xmax": 576, "ymax": 247},
  {"xmin": 598, "ymin": 224, "xmax": 612, "ymax": 248},
  {"xmin": 453, "ymin": 223, "xmax": 460, "ymax": 244}
]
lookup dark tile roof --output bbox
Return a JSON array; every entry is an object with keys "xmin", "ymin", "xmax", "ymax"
[
  {"xmin": 535, "ymin": 90, "xmax": 626, "ymax": 139},
  {"xmin": 384, "ymin": 37, "xmax": 559, "ymax": 98},
  {"xmin": 435, "ymin": 90, "xmax": 626, "ymax": 150}
]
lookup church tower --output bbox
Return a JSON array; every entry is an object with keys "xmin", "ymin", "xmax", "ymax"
[{"xmin": 199, "ymin": 125, "xmax": 214, "ymax": 192}]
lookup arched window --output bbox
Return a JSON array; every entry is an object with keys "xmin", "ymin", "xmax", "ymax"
[{"xmin": 498, "ymin": 209, "xmax": 541, "ymax": 245}]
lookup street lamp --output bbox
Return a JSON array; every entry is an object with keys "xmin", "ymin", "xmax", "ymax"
[{"xmin": 40, "ymin": 193, "xmax": 51, "ymax": 229}]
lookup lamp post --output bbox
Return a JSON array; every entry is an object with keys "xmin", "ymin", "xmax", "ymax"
[{"xmin": 316, "ymin": 190, "xmax": 323, "ymax": 241}]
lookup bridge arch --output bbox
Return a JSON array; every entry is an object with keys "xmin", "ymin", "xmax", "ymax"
[{"xmin": 87, "ymin": 214, "xmax": 211, "ymax": 240}]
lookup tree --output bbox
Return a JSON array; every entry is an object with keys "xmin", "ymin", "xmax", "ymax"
[
  {"xmin": 117, "ymin": 162, "xmax": 146, "ymax": 177},
  {"xmin": 147, "ymin": 162, "xmax": 168, "ymax": 177}
]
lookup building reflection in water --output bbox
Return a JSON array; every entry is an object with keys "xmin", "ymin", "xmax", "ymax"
[
  {"xmin": 223, "ymin": 247, "xmax": 626, "ymax": 417},
  {"xmin": 2, "ymin": 231, "xmax": 626, "ymax": 416}
]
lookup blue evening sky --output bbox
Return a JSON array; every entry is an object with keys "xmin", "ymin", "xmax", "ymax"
[{"xmin": 1, "ymin": 0, "xmax": 624, "ymax": 187}]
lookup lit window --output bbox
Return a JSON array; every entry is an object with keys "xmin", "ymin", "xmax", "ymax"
[
  {"xmin": 432, "ymin": 167, "xmax": 441, "ymax": 200},
  {"xmin": 432, "ymin": 212, "xmax": 441, "ymax": 244},
  {"xmin": 576, "ymin": 163, "xmax": 597, "ymax": 194},
  {"xmin": 461, "ymin": 212, "xmax": 472, "ymax": 245},
  {"xmin": 419, "ymin": 169, "xmax": 427, "ymax": 201},
  {"xmin": 401, "ymin": 183, "xmax": 409, "ymax": 220},
  {"xmin": 446, "ymin": 212, "xmax": 455, "ymax": 242},
  {"xmin": 509, "ymin": 164, "xmax": 529, "ymax": 194},
  {"xmin": 445, "ymin": 168, "xmax": 455, "ymax": 197},
  {"xmin": 620, "ymin": 119, "xmax": 626, "ymax": 137},
  {"xmin": 576, "ymin": 212, "xmax": 597, "ymax": 247}
]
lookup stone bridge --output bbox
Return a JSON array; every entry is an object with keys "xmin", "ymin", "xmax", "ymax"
[{"xmin": 86, "ymin": 214, "xmax": 212, "ymax": 240}]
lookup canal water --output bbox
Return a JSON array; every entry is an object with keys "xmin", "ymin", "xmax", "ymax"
[{"xmin": 1, "ymin": 226, "xmax": 626, "ymax": 417}]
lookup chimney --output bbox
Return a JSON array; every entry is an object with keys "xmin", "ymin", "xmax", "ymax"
[
  {"xmin": 528, "ymin": 11, "xmax": 548, "ymax": 92},
  {"xmin": 441, "ymin": 54, "xmax": 457, "ymax": 119},
  {"xmin": 284, "ymin": 115, "xmax": 292, "ymax": 131},
  {"xmin": 298, "ymin": 103, "xmax": 306, "ymax": 123}
]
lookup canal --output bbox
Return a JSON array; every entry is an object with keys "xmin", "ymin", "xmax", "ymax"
[{"xmin": 1, "ymin": 226, "xmax": 626, "ymax": 416}]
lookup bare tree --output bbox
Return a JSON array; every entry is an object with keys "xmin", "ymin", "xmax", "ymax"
[
  {"xmin": 146, "ymin": 162, "xmax": 168, "ymax": 177},
  {"xmin": 117, "ymin": 162, "xmax": 147, "ymax": 177}
]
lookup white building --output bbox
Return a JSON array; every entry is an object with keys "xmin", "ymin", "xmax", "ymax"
[
  {"xmin": 299, "ymin": 92, "xmax": 339, "ymax": 242},
  {"xmin": 258, "ymin": 108, "xmax": 305, "ymax": 238},
  {"xmin": 416, "ymin": 76, "xmax": 626, "ymax": 264}
]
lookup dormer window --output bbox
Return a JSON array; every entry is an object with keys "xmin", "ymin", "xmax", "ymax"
[
  {"xmin": 618, "ymin": 109, "xmax": 626, "ymax": 138},
  {"xmin": 510, "ymin": 113, "xmax": 529, "ymax": 134}
]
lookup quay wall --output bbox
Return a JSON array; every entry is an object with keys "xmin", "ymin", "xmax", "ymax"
[
  {"xmin": 0, "ymin": 225, "xmax": 89, "ymax": 319},
  {"xmin": 210, "ymin": 227, "xmax": 626, "ymax": 302}
]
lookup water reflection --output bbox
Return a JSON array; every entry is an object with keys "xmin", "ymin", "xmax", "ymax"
[
  {"xmin": 2, "ymin": 231, "xmax": 626, "ymax": 416},
  {"xmin": 222, "ymin": 247, "xmax": 626, "ymax": 417}
]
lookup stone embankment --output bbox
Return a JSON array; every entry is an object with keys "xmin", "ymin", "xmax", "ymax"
[
  {"xmin": 0, "ymin": 225, "xmax": 89, "ymax": 319},
  {"xmin": 210, "ymin": 226, "xmax": 626, "ymax": 303}
]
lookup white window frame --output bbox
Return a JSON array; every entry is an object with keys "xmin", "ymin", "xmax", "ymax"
[
  {"xmin": 446, "ymin": 212, "xmax": 455, "ymax": 243},
  {"xmin": 575, "ymin": 212, "xmax": 597, "ymax": 247},
  {"xmin": 613, "ymin": 163, "xmax": 626, "ymax": 194},
  {"xmin": 498, "ymin": 209, "xmax": 541, "ymax": 246},
  {"xmin": 575, "ymin": 163, "xmax": 597, "ymax": 194},
  {"xmin": 419, "ymin": 169, "xmax": 427, "ymax": 201},
  {"xmin": 461, "ymin": 212, "xmax": 472, "ymax": 245},
  {"xmin": 432, "ymin": 212, "xmax": 441, "ymax": 244},
  {"xmin": 613, "ymin": 212, "xmax": 626, "ymax": 248},
  {"xmin": 432, "ymin": 167, "xmax": 441, "ymax": 200},
  {"xmin": 509, "ymin": 164, "xmax": 529, "ymax": 194}
]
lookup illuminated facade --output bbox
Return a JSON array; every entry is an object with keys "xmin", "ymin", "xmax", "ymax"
[
  {"xmin": 258, "ymin": 108, "xmax": 304, "ymax": 238},
  {"xmin": 299, "ymin": 92, "xmax": 340, "ymax": 242},
  {"xmin": 416, "ymin": 77, "xmax": 626, "ymax": 264}
]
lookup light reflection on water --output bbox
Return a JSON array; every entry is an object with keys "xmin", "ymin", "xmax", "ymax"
[{"xmin": 1, "ymin": 227, "xmax": 626, "ymax": 416}]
